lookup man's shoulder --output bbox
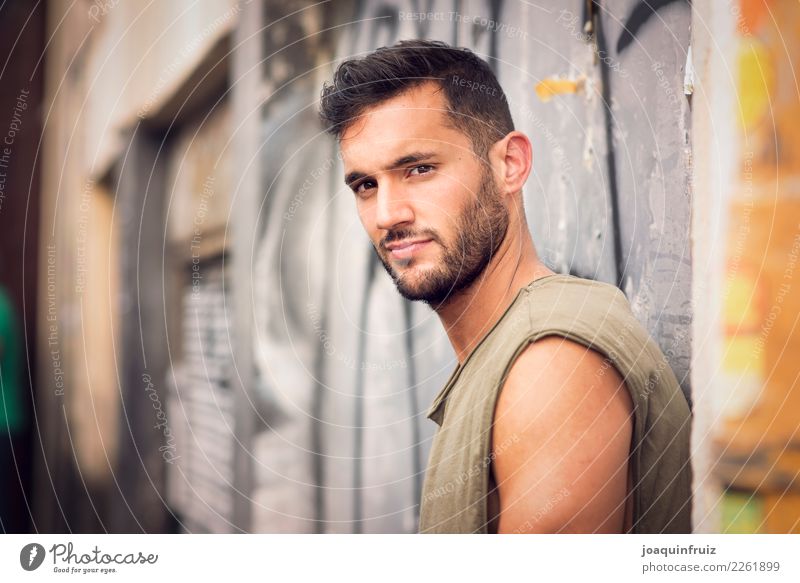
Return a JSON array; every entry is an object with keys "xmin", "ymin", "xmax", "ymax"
[
  {"xmin": 500, "ymin": 334, "xmax": 631, "ymax": 407},
  {"xmin": 510, "ymin": 274, "xmax": 643, "ymax": 349},
  {"xmin": 522, "ymin": 273, "xmax": 629, "ymax": 311},
  {"xmin": 497, "ymin": 273, "xmax": 639, "ymax": 424}
]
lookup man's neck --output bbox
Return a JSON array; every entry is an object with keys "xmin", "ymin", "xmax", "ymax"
[{"xmin": 433, "ymin": 225, "xmax": 555, "ymax": 364}]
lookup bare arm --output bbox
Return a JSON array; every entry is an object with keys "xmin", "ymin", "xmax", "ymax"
[{"xmin": 491, "ymin": 335, "xmax": 634, "ymax": 533}]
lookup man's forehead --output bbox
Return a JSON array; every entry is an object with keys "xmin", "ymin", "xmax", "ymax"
[
  {"xmin": 341, "ymin": 135, "xmax": 447, "ymax": 167},
  {"xmin": 339, "ymin": 83, "xmax": 465, "ymax": 171}
]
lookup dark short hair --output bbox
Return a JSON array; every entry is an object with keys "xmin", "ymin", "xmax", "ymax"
[{"xmin": 319, "ymin": 39, "xmax": 515, "ymax": 159}]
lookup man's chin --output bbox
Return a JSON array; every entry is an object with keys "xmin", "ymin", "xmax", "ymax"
[
  {"xmin": 395, "ymin": 283, "xmax": 442, "ymax": 304},
  {"xmin": 377, "ymin": 252, "xmax": 453, "ymax": 304},
  {"xmin": 392, "ymin": 271, "xmax": 456, "ymax": 305}
]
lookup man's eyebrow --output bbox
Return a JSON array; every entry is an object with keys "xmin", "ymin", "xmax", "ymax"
[{"xmin": 344, "ymin": 151, "xmax": 438, "ymax": 186}]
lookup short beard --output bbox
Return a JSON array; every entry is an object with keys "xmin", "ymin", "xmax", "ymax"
[{"xmin": 375, "ymin": 168, "xmax": 510, "ymax": 307}]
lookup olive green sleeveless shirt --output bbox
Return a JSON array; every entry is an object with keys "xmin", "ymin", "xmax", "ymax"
[{"xmin": 418, "ymin": 274, "xmax": 693, "ymax": 533}]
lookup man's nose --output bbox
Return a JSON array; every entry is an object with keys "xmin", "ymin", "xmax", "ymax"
[{"xmin": 375, "ymin": 182, "xmax": 414, "ymax": 231}]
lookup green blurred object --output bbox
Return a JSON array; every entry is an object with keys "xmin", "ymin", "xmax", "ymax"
[
  {"xmin": 721, "ymin": 490, "xmax": 764, "ymax": 533},
  {"xmin": 0, "ymin": 287, "xmax": 25, "ymax": 434}
]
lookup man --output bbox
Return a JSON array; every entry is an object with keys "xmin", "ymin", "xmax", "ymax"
[{"xmin": 319, "ymin": 39, "xmax": 692, "ymax": 533}]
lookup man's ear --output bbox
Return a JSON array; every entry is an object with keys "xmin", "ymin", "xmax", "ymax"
[{"xmin": 490, "ymin": 131, "xmax": 533, "ymax": 196}]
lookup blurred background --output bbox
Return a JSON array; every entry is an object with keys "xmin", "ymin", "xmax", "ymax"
[{"xmin": 0, "ymin": 0, "xmax": 797, "ymax": 533}]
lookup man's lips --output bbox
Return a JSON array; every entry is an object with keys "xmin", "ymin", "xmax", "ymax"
[{"xmin": 384, "ymin": 238, "xmax": 433, "ymax": 261}]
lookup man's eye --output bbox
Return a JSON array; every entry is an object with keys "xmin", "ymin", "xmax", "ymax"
[
  {"xmin": 409, "ymin": 165, "xmax": 434, "ymax": 176},
  {"xmin": 354, "ymin": 180, "xmax": 376, "ymax": 195}
]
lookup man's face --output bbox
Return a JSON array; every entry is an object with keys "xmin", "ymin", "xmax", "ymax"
[{"xmin": 340, "ymin": 82, "xmax": 509, "ymax": 306}]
